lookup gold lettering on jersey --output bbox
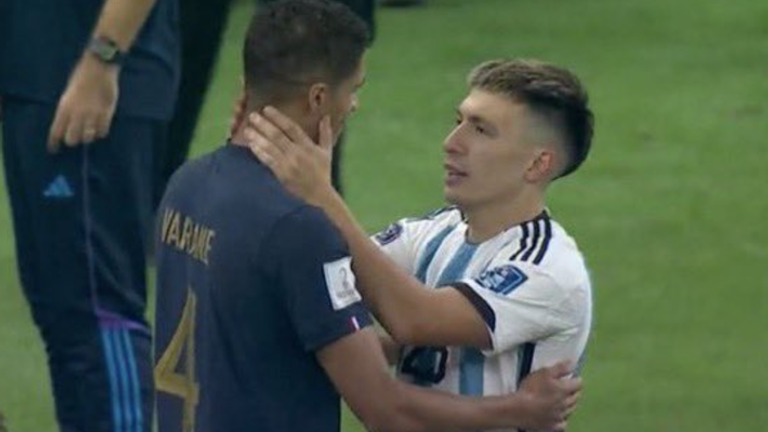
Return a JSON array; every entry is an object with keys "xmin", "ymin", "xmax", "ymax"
[
  {"xmin": 179, "ymin": 217, "xmax": 193, "ymax": 251},
  {"xmin": 166, "ymin": 211, "xmax": 181, "ymax": 245},
  {"xmin": 160, "ymin": 208, "xmax": 216, "ymax": 265}
]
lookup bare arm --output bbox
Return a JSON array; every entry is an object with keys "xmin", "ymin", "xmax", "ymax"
[
  {"xmin": 320, "ymin": 191, "xmax": 492, "ymax": 348},
  {"xmin": 90, "ymin": 0, "xmax": 159, "ymax": 50},
  {"xmin": 318, "ymin": 327, "xmax": 578, "ymax": 432},
  {"xmin": 48, "ymin": 0, "xmax": 159, "ymax": 149},
  {"xmin": 379, "ymin": 332, "xmax": 402, "ymax": 366},
  {"xmin": 246, "ymin": 108, "xmax": 492, "ymax": 349}
]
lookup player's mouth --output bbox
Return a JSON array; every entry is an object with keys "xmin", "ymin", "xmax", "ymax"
[{"xmin": 444, "ymin": 162, "xmax": 468, "ymax": 186}]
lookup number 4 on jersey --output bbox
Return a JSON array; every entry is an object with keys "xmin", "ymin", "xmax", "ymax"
[{"xmin": 155, "ymin": 289, "xmax": 199, "ymax": 432}]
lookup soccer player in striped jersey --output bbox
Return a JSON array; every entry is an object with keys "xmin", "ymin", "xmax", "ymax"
[{"xmin": 248, "ymin": 58, "xmax": 595, "ymax": 431}]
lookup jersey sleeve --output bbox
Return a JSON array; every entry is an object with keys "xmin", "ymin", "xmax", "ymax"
[
  {"xmin": 451, "ymin": 262, "xmax": 588, "ymax": 355},
  {"xmin": 263, "ymin": 206, "xmax": 373, "ymax": 352}
]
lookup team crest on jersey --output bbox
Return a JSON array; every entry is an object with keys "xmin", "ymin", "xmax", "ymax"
[
  {"xmin": 476, "ymin": 264, "xmax": 528, "ymax": 295},
  {"xmin": 374, "ymin": 223, "xmax": 403, "ymax": 246}
]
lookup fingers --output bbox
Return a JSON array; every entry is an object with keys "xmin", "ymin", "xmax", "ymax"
[
  {"xmin": 262, "ymin": 106, "xmax": 313, "ymax": 147},
  {"xmin": 48, "ymin": 107, "xmax": 112, "ymax": 152},
  {"xmin": 549, "ymin": 360, "xmax": 574, "ymax": 379},
  {"xmin": 96, "ymin": 112, "xmax": 112, "ymax": 140},
  {"xmin": 81, "ymin": 125, "xmax": 98, "ymax": 144},
  {"xmin": 248, "ymin": 111, "xmax": 293, "ymax": 155},
  {"xmin": 245, "ymin": 117, "xmax": 287, "ymax": 160},
  {"xmin": 48, "ymin": 107, "xmax": 69, "ymax": 152},
  {"xmin": 564, "ymin": 393, "xmax": 579, "ymax": 417},
  {"xmin": 246, "ymin": 127, "xmax": 288, "ymax": 180},
  {"xmin": 63, "ymin": 114, "xmax": 85, "ymax": 147},
  {"xmin": 553, "ymin": 396, "xmax": 579, "ymax": 432},
  {"xmin": 552, "ymin": 385, "xmax": 580, "ymax": 431},
  {"xmin": 561, "ymin": 376, "xmax": 583, "ymax": 395},
  {"xmin": 66, "ymin": 115, "xmax": 107, "ymax": 146},
  {"xmin": 82, "ymin": 115, "xmax": 108, "ymax": 144}
]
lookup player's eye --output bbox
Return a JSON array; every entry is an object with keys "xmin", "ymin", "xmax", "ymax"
[
  {"xmin": 475, "ymin": 124, "xmax": 486, "ymax": 134},
  {"xmin": 454, "ymin": 116, "xmax": 462, "ymax": 125}
]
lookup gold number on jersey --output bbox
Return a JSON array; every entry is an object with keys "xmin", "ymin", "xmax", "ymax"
[{"xmin": 155, "ymin": 289, "xmax": 199, "ymax": 432}]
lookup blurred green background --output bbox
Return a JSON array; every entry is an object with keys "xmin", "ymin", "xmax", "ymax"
[{"xmin": 1, "ymin": 0, "xmax": 767, "ymax": 431}]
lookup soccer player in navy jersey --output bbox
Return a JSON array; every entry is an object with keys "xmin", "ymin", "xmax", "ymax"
[{"xmin": 154, "ymin": 1, "xmax": 581, "ymax": 432}]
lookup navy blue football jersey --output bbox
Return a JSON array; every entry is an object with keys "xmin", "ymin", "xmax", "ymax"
[{"xmin": 154, "ymin": 143, "xmax": 372, "ymax": 432}]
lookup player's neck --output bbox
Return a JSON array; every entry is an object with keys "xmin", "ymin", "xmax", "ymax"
[
  {"xmin": 230, "ymin": 128, "xmax": 250, "ymax": 148},
  {"xmin": 230, "ymin": 102, "xmax": 315, "ymax": 147},
  {"xmin": 463, "ymin": 191, "xmax": 546, "ymax": 243}
]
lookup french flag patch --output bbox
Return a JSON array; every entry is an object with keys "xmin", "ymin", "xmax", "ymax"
[{"xmin": 349, "ymin": 316, "xmax": 361, "ymax": 331}]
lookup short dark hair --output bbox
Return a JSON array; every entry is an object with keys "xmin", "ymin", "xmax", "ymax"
[
  {"xmin": 243, "ymin": 0, "xmax": 370, "ymax": 104},
  {"xmin": 468, "ymin": 59, "xmax": 594, "ymax": 178}
]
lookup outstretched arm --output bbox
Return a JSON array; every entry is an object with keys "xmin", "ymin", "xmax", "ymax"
[{"xmin": 246, "ymin": 107, "xmax": 492, "ymax": 349}]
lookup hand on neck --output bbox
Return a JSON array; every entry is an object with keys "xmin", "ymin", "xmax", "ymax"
[{"xmin": 229, "ymin": 102, "xmax": 318, "ymax": 148}]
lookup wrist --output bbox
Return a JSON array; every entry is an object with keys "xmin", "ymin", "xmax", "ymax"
[
  {"xmin": 85, "ymin": 36, "xmax": 125, "ymax": 68},
  {"xmin": 308, "ymin": 183, "xmax": 338, "ymax": 208},
  {"xmin": 496, "ymin": 393, "xmax": 528, "ymax": 429},
  {"xmin": 79, "ymin": 52, "xmax": 121, "ymax": 77}
]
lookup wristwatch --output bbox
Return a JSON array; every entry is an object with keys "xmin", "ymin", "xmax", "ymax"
[{"xmin": 87, "ymin": 37, "xmax": 125, "ymax": 65}]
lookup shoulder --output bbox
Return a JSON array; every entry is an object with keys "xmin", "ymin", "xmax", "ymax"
[
  {"xmin": 164, "ymin": 146, "xmax": 326, "ymax": 237},
  {"xmin": 541, "ymin": 219, "xmax": 589, "ymax": 285},
  {"xmin": 161, "ymin": 152, "xmax": 214, "ymax": 201},
  {"xmin": 506, "ymin": 216, "xmax": 586, "ymax": 278},
  {"xmin": 497, "ymin": 215, "xmax": 590, "ymax": 296},
  {"xmin": 266, "ymin": 205, "xmax": 345, "ymax": 252},
  {"xmin": 513, "ymin": 219, "xmax": 591, "ymax": 317},
  {"xmin": 374, "ymin": 206, "xmax": 462, "ymax": 246}
]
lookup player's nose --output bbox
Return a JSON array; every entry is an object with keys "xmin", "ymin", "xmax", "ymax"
[{"xmin": 443, "ymin": 126, "xmax": 465, "ymax": 154}]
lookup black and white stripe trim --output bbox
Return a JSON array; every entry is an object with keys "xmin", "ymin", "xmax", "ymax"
[
  {"xmin": 516, "ymin": 342, "xmax": 537, "ymax": 432},
  {"xmin": 509, "ymin": 215, "xmax": 553, "ymax": 265}
]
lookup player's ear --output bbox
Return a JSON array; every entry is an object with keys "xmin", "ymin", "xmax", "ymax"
[
  {"xmin": 307, "ymin": 82, "xmax": 330, "ymax": 114},
  {"xmin": 525, "ymin": 149, "xmax": 556, "ymax": 183}
]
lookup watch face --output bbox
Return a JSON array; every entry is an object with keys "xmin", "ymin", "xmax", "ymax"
[
  {"xmin": 97, "ymin": 44, "xmax": 117, "ymax": 60},
  {"xmin": 90, "ymin": 38, "xmax": 122, "ymax": 63}
]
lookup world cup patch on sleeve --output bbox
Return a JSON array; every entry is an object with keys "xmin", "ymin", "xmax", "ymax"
[
  {"xmin": 374, "ymin": 222, "xmax": 403, "ymax": 246},
  {"xmin": 475, "ymin": 264, "xmax": 528, "ymax": 295},
  {"xmin": 323, "ymin": 257, "xmax": 362, "ymax": 310}
]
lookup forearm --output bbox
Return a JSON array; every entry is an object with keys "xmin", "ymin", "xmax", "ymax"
[
  {"xmin": 92, "ymin": 0, "xmax": 158, "ymax": 50},
  {"xmin": 321, "ymin": 328, "xmax": 543, "ymax": 432},
  {"xmin": 386, "ymin": 380, "xmax": 530, "ymax": 432},
  {"xmin": 378, "ymin": 332, "xmax": 401, "ymax": 366},
  {"xmin": 320, "ymin": 191, "xmax": 430, "ymax": 343}
]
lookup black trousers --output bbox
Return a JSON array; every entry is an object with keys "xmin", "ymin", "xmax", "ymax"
[
  {"xmin": 156, "ymin": 0, "xmax": 376, "ymax": 203},
  {"xmin": 1, "ymin": 96, "xmax": 157, "ymax": 432}
]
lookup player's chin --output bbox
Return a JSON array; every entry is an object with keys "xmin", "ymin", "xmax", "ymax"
[{"xmin": 443, "ymin": 187, "xmax": 463, "ymax": 206}]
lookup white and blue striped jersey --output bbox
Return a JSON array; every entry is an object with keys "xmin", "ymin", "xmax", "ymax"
[{"xmin": 374, "ymin": 206, "xmax": 592, "ymax": 429}]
